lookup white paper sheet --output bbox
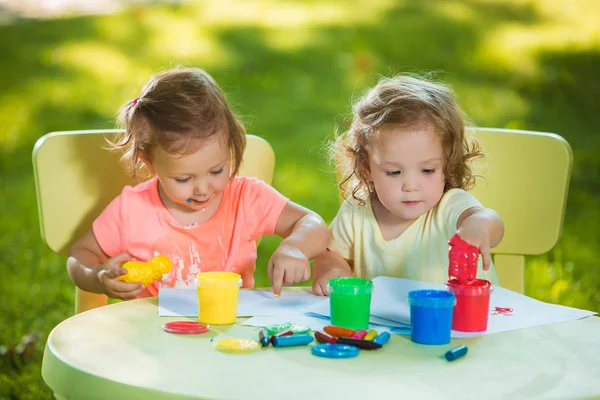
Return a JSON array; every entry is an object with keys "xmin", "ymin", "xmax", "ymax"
[
  {"xmin": 158, "ymin": 288, "xmax": 326, "ymax": 317},
  {"xmin": 237, "ymin": 291, "xmax": 328, "ymax": 317},
  {"xmin": 158, "ymin": 288, "xmax": 197, "ymax": 317},
  {"xmin": 303, "ymin": 276, "xmax": 597, "ymax": 338}
]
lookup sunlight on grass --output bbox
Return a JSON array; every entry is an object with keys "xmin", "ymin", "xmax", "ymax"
[
  {"xmin": 435, "ymin": 1, "xmax": 476, "ymax": 22},
  {"xmin": 275, "ymin": 161, "xmax": 329, "ymax": 199},
  {"xmin": 201, "ymin": 0, "xmax": 398, "ymax": 51},
  {"xmin": 526, "ymin": 251, "xmax": 593, "ymax": 309},
  {"xmin": 472, "ymin": 0, "xmax": 600, "ymax": 77},
  {"xmin": 144, "ymin": 11, "xmax": 230, "ymax": 65},
  {"xmin": 454, "ymin": 83, "xmax": 530, "ymax": 127},
  {"xmin": 52, "ymin": 42, "xmax": 142, "ymax": 84},
  {"xmin": 202, "ymin": 0, "xmax": 399, "ymax": 28},
  {"xmin": 0, "ymin": 95, "xmax": 32, "ymax": 148}
]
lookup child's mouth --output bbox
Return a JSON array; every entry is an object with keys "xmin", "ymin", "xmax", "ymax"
[{"xmin": 187, "ymin": 197, "xmax": 210, "ymax": 205}]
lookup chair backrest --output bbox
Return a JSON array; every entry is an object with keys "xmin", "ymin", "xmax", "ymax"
[
  {"xmin": 335, "ymin": 128, "xmax": 572, "ymax": 293},
  {"xmin": 468, "ymin": 128, "xmax": 572, "ymax": 292},
  {"xmin": 33, "ymin": 130, "xmax": 275, "ymax": 313}
]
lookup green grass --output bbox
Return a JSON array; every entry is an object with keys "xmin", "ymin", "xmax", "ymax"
[{"xmin": 1, "ymin": 0, "xmax": 600, "ymax": 397}]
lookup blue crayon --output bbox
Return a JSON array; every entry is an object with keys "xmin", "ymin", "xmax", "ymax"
[
  {"xmin": 186, "ymin": 198, "xmax": 192, "ymax": 203},
  {"xmin": 445, "ymin": 345, "xmax": 468, "ymax": 361},
  {"xmin": 272, "ymin": 334, "xmax": 314, "ymax": 348},
  {"xmin": 373, "ymin": 332, "xmax": 391, "ymax": 346}
]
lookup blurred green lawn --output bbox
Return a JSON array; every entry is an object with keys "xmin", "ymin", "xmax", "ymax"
[{"xmin": 1, "ymin": 0, "xmax": 600, "ymax": 397}]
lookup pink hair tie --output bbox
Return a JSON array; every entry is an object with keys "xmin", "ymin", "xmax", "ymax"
[{"xmin": 132, "ymin": 97, "xmax": 141, "ymax": 105}]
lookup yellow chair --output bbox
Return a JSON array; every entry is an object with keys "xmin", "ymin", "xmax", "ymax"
[
  {"xmin": 33, "ymin": 129, "xmax": 275, "ymax": 314},
  {"xmin": 468, "ymin": 128, "xmax": 572, "ymax": 293}
]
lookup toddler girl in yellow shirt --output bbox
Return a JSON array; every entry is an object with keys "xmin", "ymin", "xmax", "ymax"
[{"xmin": 313, "ymin": 75, "xmax": 504, "ymax": 295}]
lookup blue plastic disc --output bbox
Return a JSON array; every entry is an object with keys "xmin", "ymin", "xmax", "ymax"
[{"xmin": 311, "ymin": 344, "xmax": 360, "ymax": 359}]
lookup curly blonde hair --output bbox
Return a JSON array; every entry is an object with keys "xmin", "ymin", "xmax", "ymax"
[
  {"xmin": 333, "ymin": 75, "xmax": 483, "ymax": 205},
  {"xmin": 111, "ymin": 67, "xmax": 246, "ymax": 178}
]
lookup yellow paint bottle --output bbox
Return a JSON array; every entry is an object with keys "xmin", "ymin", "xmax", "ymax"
[{"xmin": 195, "ymin": 272, "xmax": 242, "ymax": 325}]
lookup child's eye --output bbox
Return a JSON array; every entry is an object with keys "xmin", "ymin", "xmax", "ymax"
[
  {"xmin": 211, "ymin": 168, "xmax": 224, "ymax": 176},
  {"xmin": 385, "ymin": 170, "xmax": 401, "ymax": 176},
  {"xmin": 175, "ymin": 177, "xmax": 190, "ymax": 183},
  {"xmin": 422, "ymin": 168, "xmax": 436, "ymax": 174}
]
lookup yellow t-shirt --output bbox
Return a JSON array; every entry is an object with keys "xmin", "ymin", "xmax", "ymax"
[{"xmin": 329, "ymin": 188, "xmax": 500, "ymax": 285}]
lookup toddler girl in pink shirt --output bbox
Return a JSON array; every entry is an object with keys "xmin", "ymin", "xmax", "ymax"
[{"xmin": 67, "ymin": 67, "xmax": 329, "ymax": 299}]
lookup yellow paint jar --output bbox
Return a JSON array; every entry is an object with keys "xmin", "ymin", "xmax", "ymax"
[{"xmin": 195, "ymin": 272, "xmax": 242, "ymax": 325}]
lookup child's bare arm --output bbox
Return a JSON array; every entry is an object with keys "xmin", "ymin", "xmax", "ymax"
[
  {"xmin": 268, "ymin": 201, "xmax": 330, "ymax": 295},
  {"xmin": 456, "ymin": 206, "xmax": 505, "ymax": 270},
  {"xmin": 67, "ymin": 230, "xmax": 143, "ymax": 299},
  {"xmin": 312, "ymin": 249, "xmax": 353, "ymax": 296}
]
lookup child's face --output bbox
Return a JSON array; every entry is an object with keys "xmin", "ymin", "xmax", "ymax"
[
  {"xmin": 147, "ymin": 134, "xmax": 231, "ymax": 212},
  {"xmin": 366, "ymin": 124, "xmax": 446, "ymax": 221}
]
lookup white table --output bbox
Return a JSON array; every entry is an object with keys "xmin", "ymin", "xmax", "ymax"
[{"xmin": 42, "ymin": 295, "xmax": 600, "ymax": 399}]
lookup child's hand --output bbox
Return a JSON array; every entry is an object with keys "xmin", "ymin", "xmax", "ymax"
[
  {"xmin": 312, "ymin": 250, "xmax": 353, "ymax": 296},
  {"xmin": 268, "ymin": 244, "xmax": 311, "ymax": 296},
  {"xmin": 455, "ymin": 224, "xmax": 492, "ymax": 271},
  {"xmin": 97, "ymin": 252, "xmax": 144, "ymax": 300},
  {"xmin": 312, "ymin": 268, "xmax": 344, "ymax": 296}
]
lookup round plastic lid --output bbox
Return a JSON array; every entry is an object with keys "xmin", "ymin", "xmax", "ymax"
[
  {"xmin": 162, "ymin": 321, "xmax": 209, "ymax": 334},
  {"xmin": 446, "ymin": 279, "xmax": 493, "ymax": 296},
  {"xmin": 195, "ymin": 272, "xmax": 242, "ymax": 289},
  {"xmin": 408, "ymin": 289, "xmax": 455, "ymax": 308},
  {"xmin": 311, "ymin": 344, "xmax": 360, "ymax": 359}
]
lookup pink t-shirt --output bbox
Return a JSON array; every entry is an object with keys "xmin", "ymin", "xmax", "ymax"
[{"xmin": 93, "ymin": 176, "xmax": 288, "ymax": 297}]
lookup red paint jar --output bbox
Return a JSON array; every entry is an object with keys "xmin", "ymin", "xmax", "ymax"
[{"xmin": 446, "ymin": 279, "xmax": 493, "ymax": 332}]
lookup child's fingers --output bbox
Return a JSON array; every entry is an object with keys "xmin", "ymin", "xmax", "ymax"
[
  {"xmin": 294, "ymin": 266, "xmax": 306, "ymax": 284},
  {"xmin": 107, "ymin": 279, "xmax": 143, "ymax": 293},
  {"xmin": 107, "ymin": 252, "xmax": 134, "ymax": 268},
  {"xmin": 283, "ymin": 269, "xmax": 295, "ymax": 286},
  {"xmin": 312, "ymin": 280, "xmax": 326, "ymax": 296},
  {"xmin": 301, "ymin": 267, "xmax": 311, "ymax": 282},
  {"xmin": 270, "ymin": 264, "xmax": 284, "ymax": 296},
  {"xmin": 267, "ymin": 259, "xmax": 273, "ymax": 283},
  {"xmin": 110, "ymin": 287, "xmax": 143, "ymax": 300},
  {"xmin": 103, "ymin": 267, "xmax": 126, "ymax": 279},
  {"xmin": 481, "ymin": 247, "xmax": 491, "ymax": 271}
]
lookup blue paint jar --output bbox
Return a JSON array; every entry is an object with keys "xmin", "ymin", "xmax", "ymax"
[{"xmin": 408, "ymin": 289, "xmax": 455, "ymax": 345}]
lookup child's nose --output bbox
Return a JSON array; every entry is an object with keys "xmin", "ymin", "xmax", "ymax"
[
  {"xmin": 402, "ymin": 176, "xmax": 418, "ymax": 192},
  {"xmin": 194, "ymin": 180, "xmax": 209, "ymax": 195}
]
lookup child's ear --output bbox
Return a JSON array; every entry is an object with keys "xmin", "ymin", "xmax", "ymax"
[{"xmin": 363, "ymin": 162, "xmax": 373, "ymax": 182}]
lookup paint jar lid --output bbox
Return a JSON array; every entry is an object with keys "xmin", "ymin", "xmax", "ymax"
[
  {"xmin": 408, "ymin": 289, "xmax": 456, "ymax": 308},
  {"xmin": 328, "ymin": 277, "xmax": 373, "ymax": 295},
  {"xmin": 446, "ymin": 279, "xmax": 493, "ymax": 296},
  {"xmin": 195, "ymin": 272, "xmax": 242, "ymax": 288}
]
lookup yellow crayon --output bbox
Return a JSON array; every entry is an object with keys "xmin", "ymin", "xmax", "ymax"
[{"xmin": 364, "ymin": 329, "xmax": 378, "ymax": 341}]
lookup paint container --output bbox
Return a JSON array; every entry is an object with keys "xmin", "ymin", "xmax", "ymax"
[
  {"xmin": 446, "ymin": 279, "xmax": 492, "ymax": 332},
  {"xmin": 195, "ymin": 272, "xmax": 241, "ymax": 325},
  {"xmin": 408, "ymin": 289, "xmax": 455, "ymax": 345},
  {"xmin": 328, "ymin": 277, "xmax": 373, "ymax": 330}
]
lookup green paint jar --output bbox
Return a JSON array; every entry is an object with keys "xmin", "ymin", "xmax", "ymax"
[{"xmin": 328, "ymin": 277, "xmax": 373, "ymax": 330}]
